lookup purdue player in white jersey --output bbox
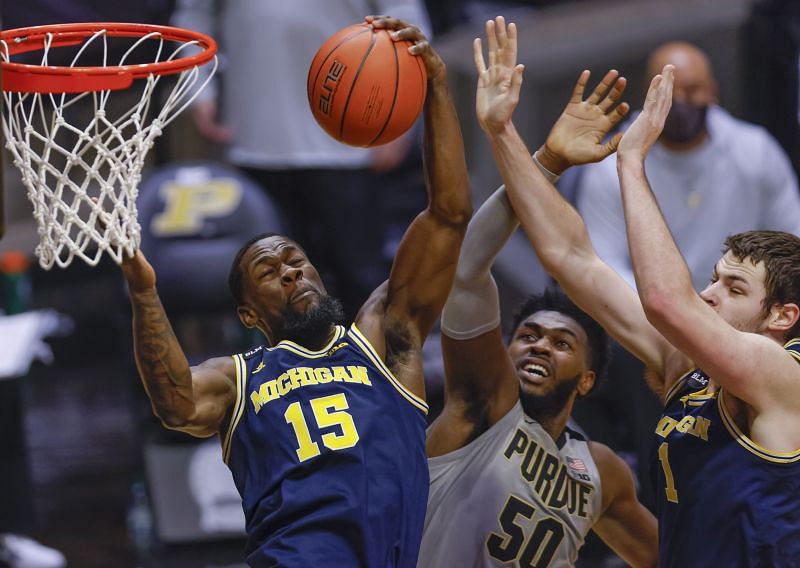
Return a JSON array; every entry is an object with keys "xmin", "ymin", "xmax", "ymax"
[{"xmin": 420, "ymin": 17, "xmax": 657, "ymax": 568}]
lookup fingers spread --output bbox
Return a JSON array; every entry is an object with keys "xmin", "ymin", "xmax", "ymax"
[
  {"xmin": 608, "ymin": 101, "xmax": 630, "ymax": 126},
  {"xmin": 473, "ymin": 37, "xmax": 487, "ymax": 75},
  {"xmin": 486, "ymin": 19, "xmax": 498, "ymax": 67},
  {"xmin": 587, "ymin": 69, "xmax": 619, "ymax": 105},
  {"xmin": 598, "ymin": 76, "xmax": 627, "ymax": 112},
  {"xmin": 510, "ymin": 63, "xmax": 525, "ymax": 96},
  {"xmin": 570, "ymin": 70, "xmax": 591, "ymax": 104},
  {"xmin": 495, "ymin": 15, "xmax": 508, "ymax": 50}
]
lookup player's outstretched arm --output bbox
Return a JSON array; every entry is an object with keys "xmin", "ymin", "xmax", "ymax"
[
  {"xmin": 356, "ymin": 16, "xmax": 471, "ymax": 398},
  {"xmin": 474, "ymin": 20, "xmax": 675, "ymax": 390},
  {"xmin": 616, "ymin": 67, "xmax": 800, "ymax": 408},
  {"xmin": 122, "ymin": 250, "xmax": 236, "ymax": 437},
  {"xmin": 589, "ymin": 443, "xmax": 658, "ymax": 567}
]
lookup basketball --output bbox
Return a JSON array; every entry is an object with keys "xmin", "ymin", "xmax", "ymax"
[{"xmin": 307, "ymin": 23, "xmax": 427, "ymax": 147}]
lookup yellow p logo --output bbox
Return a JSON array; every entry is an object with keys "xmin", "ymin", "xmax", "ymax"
[{"xmin": 151, "ymin": 179, "xmax": 243, "ymax": 236}]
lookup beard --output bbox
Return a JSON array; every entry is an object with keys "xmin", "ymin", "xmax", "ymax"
[
  {"xmin": 519, "ymin": 371, "xmax": 581, "ymax": 421},
  {"xmin": 277, "ymin": 294, "xmax": 346, "ymax": 347}
]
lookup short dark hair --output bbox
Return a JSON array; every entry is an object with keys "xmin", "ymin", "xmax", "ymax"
[
  {"xmin": 228, "ymin": 232, "xmax": 281, "ymax": 305},
  {"xmin": 724, "ymin": 230, "xmax": 800, "ymax": 340},
  {"xmin": 508, "ymin": 288, "xmax": 611, "ymax": 392}
]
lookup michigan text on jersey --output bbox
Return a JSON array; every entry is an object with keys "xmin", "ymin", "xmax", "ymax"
[{"xmin": 250, "ymin": 365, "xmax": 373, "ymax": 413}]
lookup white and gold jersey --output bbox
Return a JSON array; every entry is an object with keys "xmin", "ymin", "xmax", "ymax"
[{"xmin": 420, "ymin": 402, "xmax": 602, "ymax": 567}]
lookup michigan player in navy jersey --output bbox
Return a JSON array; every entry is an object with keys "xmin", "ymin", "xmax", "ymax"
[
  {"xmin": 480, "ymin": 20, "xmax": 800, "ymax": 566},
  {"xmin": 420, "ymin": 18, "xmax": 657, "ymax": 567},
  {"xmin": 118, "ymin": 16, "xmax": 471, "ymax": 567}
]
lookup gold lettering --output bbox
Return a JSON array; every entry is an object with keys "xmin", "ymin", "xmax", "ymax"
[
  {"xmin": 298, "ymin": 367, "xmax": 318, "ymax": 387},
  {"xmin": 277, "ymin": 373, "xmax": 292, "ymax": 396},
  {"xmin": 347, "ymin": 365, "xmax": 372, "ymax": 385},
  {"xmin": 655, "ymin": 416, "xmax": 678, "ymax": 438},
  {"xmin": 693, "ymin": 416, "xmax": 710, "ymax": 441},
  {"xmin": 332, "ymin": 366, "xmax": 351, "ymax": 382},
  {"xmin": 250, "ymin": 380, "xmax": 279, "ymax": 413},
  {"xmin": 315, "ymin": 367, "xmax": 333, "ymax": 384},
  {"xmin": 676, "ymin": 416, "xmax": 695, "ymax": 434}
]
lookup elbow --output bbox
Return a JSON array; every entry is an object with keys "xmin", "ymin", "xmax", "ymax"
[
  {"xmin": 431, "ymin": 199, "xmax": 473, "ymax": 232},
  {"xmin": 151, "ymin": 404, "xmax": 193, "ymax": 432},
  {"xmin": 158, "ymin": 413, "xmax": 189, "ymax": 430},
  {"xmin": 640, "ymin": 284, "xmax": 679, "ymax": 329}
]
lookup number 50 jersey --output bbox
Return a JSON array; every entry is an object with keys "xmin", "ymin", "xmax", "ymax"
[
  {"xmin": 420, "ymin": 403, "xmax": 602, "ymax": 568},
  {"xmin": 223, "ymin": 324, "xmax": 429, "ymax": 567}
]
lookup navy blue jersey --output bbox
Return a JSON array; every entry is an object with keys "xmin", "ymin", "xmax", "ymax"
[
  {"xmin": 652, "ymin": 339, "xmax": 800, "ymax": 567},
  {"xmin": 222, "ymin": 324, "xmax": 429, "ymax": 567}
]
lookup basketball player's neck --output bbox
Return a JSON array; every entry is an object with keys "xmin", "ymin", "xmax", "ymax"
[{"xmin": 520, "ymin": 394, "xmax": 575, "ymax": 443}]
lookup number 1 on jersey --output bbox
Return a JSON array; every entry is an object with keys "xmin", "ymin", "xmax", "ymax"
[
  {"xmin": 658, "ymin": 442, "xmax": 679, "ymax": 503},
  {"xmin": 284, "ymin": 393, "xmax": 360, "ymax": 462}
]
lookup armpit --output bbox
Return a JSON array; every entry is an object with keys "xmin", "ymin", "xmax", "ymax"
[{"xmin": 385, "ymin": 320, "xmax": 414, "ymax": 372}]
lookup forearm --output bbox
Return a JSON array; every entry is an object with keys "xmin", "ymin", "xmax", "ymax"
[
  {"xmin": 487, "ymin": 122, "xmax": 592, "ymax": 273},
  {"xmin": 423, "ymin": 73, "xmax": 472, "ymax": 225},
  {"xmin": 128, "ymin": 288, "xmax": 197, "ymax": 427},
  {"xmin": 616, "ymin": 157, "xmax": 694, "ymax": 304},
  {"xmin": 440, "ymin": 188, "xmax": 513, "ymax": 338},
  {"xmin": 441, "ymin": 154, "xmax": 560, "ymax": 338}
]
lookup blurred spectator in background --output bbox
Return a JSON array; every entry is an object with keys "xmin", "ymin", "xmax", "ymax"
[
  {"xmin": 572, "ymin": 40, "xmax": 800, "ymax": 510},
  {"xmin": 172, "ymin": 0, "xmax": 432, "ymax": 319},
  {"xmin": 578, "ymin": 41, "xmax": 800, "ymax": 294},
  {"xmin": 1, "ymin": 0, "xmax": 175, "ymax": 29}
]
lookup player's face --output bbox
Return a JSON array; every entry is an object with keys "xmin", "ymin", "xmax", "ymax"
[
  {"xmin": 699, "ymin": 251, "xmax": 769, "ymax": 333},
  {"xmin": 240, "ymin": 235, "xmax": 327, "ymax": 325},
  {"xmin": 507, "ymin": 311, "xmax": 594, "ymax": 406}
]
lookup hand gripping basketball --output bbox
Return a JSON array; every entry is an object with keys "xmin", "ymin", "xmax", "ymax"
[{"xmin": 307, "ymin": 16, "xmax": 429, "ymax": 147}]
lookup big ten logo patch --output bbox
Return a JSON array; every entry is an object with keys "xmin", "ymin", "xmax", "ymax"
[{"xmin": 152, "ymin": 176, "xmax": 243, "ymax": 236}]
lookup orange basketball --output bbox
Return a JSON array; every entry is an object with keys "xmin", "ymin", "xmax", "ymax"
[{"xmin": 307, "ymin": 23, "xmax": 427, "ymax": 147}]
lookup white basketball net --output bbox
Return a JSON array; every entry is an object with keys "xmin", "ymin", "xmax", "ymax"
[{"xmin": 1, "ymin": 28, "xmax": 217, "ymax": 269}]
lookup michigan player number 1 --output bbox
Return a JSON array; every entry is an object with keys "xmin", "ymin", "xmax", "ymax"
[
  {"xmin": 658, "ymin": 442, "xmax": 679, "ymax": 503},
  {"xmin": 284, "ymin": 393, "xmax": 360, "ymax": 462}
]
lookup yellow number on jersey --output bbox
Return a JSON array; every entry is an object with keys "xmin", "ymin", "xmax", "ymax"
[
  {"xmin": 658, "ymin": 442, "xmax": 679, "ymax": 503},
  {"xmin": 284, "ymin": 393, "xmax": 360, "ymax": 462}
]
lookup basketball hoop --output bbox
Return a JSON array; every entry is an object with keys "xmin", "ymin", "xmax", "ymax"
[{"xmin": 0, "ymin": 23, "xmax": 218, "ymax": 269}]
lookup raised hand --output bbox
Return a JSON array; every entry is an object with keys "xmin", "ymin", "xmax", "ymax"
[
  {"xmin": 540, "ymin": 70, "xmax": 630, "ymax": 172},
  {"xmin": 474, "ymin": 16, "xmax": 524, "ymax": 134},
  {"xmin": 617, "ymin": 64, "xmax": 675, "ymax": 161}
]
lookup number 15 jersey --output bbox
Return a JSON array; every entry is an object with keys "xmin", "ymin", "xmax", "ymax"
[{"xmin": 223, "ymin": 324, "xmax": 429, "ymax": 567}]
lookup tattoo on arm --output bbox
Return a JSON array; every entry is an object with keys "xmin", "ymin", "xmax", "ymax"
[{"xmin": 130, "ymin": 290, "xmax": 194, "ymax": 422}]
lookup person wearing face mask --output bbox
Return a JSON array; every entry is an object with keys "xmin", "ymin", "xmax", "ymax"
[
  {"xmin": 570, "ymin": 41, "xmax": 800, "ymax": 512},
  {"xmin": 578, "ymin": 41, "xmax": 800, "ymax": 295}
]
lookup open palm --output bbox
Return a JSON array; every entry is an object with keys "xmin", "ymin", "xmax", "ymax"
[
  {"xmin": 545, "ymin": 69, "xmax": 631, "ymax": 166},
  {"xmin": 618, "ymin": 64, "xmax": 675, "ymax": 160},
  {"xmin": 474, "ymin": 17, "xmax": 524, "ymax": 133}
]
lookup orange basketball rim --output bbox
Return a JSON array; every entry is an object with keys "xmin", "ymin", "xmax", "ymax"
[{"xmin": 0, "ymin": 22, "xmax": 218, "ymax": 269}]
